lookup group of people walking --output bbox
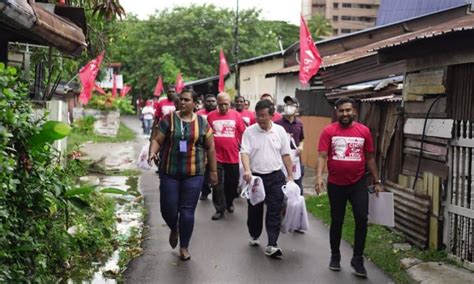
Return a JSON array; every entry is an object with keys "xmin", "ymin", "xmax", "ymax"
[{"xmin": 145, "ymin": 86, "xmax": 383, "ymax": 278}]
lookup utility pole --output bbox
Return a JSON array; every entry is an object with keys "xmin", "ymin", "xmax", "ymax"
[{"xmin": 233, "ymin": 0, "xmax": 240, "ymax": 95}]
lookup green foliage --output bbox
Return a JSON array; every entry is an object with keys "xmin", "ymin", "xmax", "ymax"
[
  {"xmin": 113, "ymin": 97, "xmax": 135, "ymax": 114},
  {"xmin": 68, "ymin": 122, "xmax": 136, "ymax": 150},
  {"xmin": 109, "ymin": 5, "xmax": 299, "ymax": 97},
  {"xmin": 29, "ymin": 121, "xmax": 72, "ymax": 147},
  {"xmin": 0, "ymin": 64, "xmax": 117, "ymax": 282},
  {"xmin": 74, "ymin": 115, "xmax": 97, "ymax": 134},
  {"xmin": 87, "ymin": 93, "xmax": 134, "ymax": 114},
  {"xmin": 307, "ymin": 14, "xmax": 333, "ymax": 40}
]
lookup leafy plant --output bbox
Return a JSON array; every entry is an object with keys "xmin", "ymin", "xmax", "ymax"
[{"xmin": 74, "ymin": 115, "xmax": 97, "ymax": 134}]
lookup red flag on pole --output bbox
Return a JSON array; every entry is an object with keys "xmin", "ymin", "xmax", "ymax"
[
  {"xmin": 112, "ymin": 74, "xmax": 117, "ymax": 98},
  {"xmin": 79, "ymin": 51, "xmax": 105, "ymax": 104},
  {"xmin": 94, "ymin": 83, "xmax": 106, "ymax": 95},
  {"xmin": 218, "ymin": 49, "xmax": 230, "ymax": 92},
  {"xmin": 153, "ymin": 76, "xmax": 163, "ymax": 97},
  {"xmin": 299, "ymin": 15, "xmax": 321, "ymax": 86},
  {"xmin": 175, "ymin": 73, "xmax": 185, "ymax": 94},
  {"xmin": 120, "ymin": 84, "xmax": 132, "ymax": 97}
]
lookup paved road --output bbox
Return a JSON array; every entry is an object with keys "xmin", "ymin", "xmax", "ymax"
[{"xmin": 121, "ymin": 116, "xmax": 392, "ymax": 283}]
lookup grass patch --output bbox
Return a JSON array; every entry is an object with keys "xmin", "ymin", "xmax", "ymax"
[
  {"xmin": 68, "ymin": 122, "xmax": 136, "ymax": 150},
  {"xmin": 306, "ymin": 194, "xmax": 450, "ymax": 284}
]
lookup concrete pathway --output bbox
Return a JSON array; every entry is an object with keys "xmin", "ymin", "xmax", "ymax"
[{"xmin": 121, "ymin": 116, "xmax": 392, "ymax": 283}]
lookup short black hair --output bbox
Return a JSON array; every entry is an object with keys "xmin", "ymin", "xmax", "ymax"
[
  {"xmin": 335, "ymin": 97, "xmax": 356, "ymax": 109},
  {"xmin": 204, "ymin": 93, "xmax": 216, "ymax": 100},
  {"xmin": 180, "ymin": 89, "xmax": 200, "ymax": 102},
  {"xmin": 235, "ymin": 95, "xmax": 245, "ymax": 102},
  {"xmin": 255, "ymin": 99, "xmax": 275, "ymax": 115}
]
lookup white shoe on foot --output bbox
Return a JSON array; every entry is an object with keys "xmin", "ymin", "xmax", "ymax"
[
  {"xmin": 265, "ymin": 246, "xmax": 282, "ymax": 257},
  {"xmin": 249, "ymin": 238, "xmax": 260, "ymax": 247}
]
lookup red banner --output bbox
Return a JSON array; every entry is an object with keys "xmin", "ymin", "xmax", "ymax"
[
  {"xmin": 94, "ymin": 83, "xmax": 106, "ymax": 95},
  {"xmin": 153, "ymin": 76, "xmax": 163, "ymax": 97},
  {"xmin": 299, "ymin": 15, "xmax": 321, "ymax": 86},
  {"xmin": 79, "ymin": 51, "xmax": 105, "ymax": 104},
  {"xmin": 112, "ymin": 74, "xmax": 117, "ymax": 98},
  {"xmin": 219, "ymin": 49, "xmax": 230, "ymax": 92},
  {"xmin": 120, "ymin": 84, "xmax": 132, "ymax": 97},
  {"xmin": 176, "ymin": 73, "xmax": 185, "ymax": 94}
]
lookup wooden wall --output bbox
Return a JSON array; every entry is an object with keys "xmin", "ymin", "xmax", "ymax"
[{"xmin": 299, "ymin": 116, "xmax": 332, "ymax": 168}]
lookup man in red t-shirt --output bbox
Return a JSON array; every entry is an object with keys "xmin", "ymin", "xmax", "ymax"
[
  {"xmin": 315, "ymin": 97, "xmax": 383, "ymax": 278},
  {"xmin": 207, "ymin": 92, "xmax": 246, "ymax": 220},
  {"xmin": 153, "ymin": 85, "xmax": 177, "ymax": 124},
  {"xmin": 234, "ymin": 95, "xmax": 255, "ymax": 126}
]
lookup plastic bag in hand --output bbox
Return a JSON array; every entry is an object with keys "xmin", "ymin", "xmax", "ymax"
[
  {"xmin": 281, "ymin": 181, "xmax": 309, "ymax": 233},
  {"xmin": 136, "ymin": 141, "xmax": 151, "ymax": 170},
  {"xmin": 240, "ymin": 175, "xmax": 265, "ymax": 205}
]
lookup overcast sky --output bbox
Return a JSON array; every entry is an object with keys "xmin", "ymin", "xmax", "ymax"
[{"xmin": 120, "ymin": 0, "xmax": 301, "ymax": 25}]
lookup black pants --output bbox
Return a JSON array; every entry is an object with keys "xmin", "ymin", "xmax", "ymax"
[
  {"xmin": 327, "ymin": 177, "xmax": 368, "ymax": 257},
  {"xmin": 212, "ymin": 162, "xmax": 239, "ymax": 213},
  {"xmin": 201, "ymin": 165, "xmax": 211, "ymax": 196},
  {"xmin": 247, "ymin": 170, "xmax": 285, "ymax": 247}
]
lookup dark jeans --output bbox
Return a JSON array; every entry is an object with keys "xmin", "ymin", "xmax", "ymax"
[
  {"xmin": 143, "ymin": 119, "xmax": 153, "ymax": 135},
  {"xmin": 247, "ymin": 170, "xmax": 286, "ymax": 247},
  {"xmin": 212, "ymin": 162, "xmax": 239, "ymax": 212},
  {"xmin": 201, "ymin": 165, "xmax": 211, "ymax": 196},
  {"xmin": 327, "ymin": 177, "xmax": 368, "ymax": 257},
  {"xmin": 159, "ymin": 174, "xmax": 204, "ymax": 248}
]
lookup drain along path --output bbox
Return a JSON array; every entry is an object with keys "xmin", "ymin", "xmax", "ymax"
[{"xmin": 121, "ymin": 116, "xmax": 392, "ymax": 283}]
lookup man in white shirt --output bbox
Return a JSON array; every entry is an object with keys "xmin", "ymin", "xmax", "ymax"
[{"xmin": 240, "ymin": 99, "xmax": 294, "ymax": 258}]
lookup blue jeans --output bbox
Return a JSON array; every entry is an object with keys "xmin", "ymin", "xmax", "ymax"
[
  {"xmin": 143, "ymin": 119, "xmax": 153, "ymax": 135},
  {"xmin": 159, "ymin": 174, "xmax": 204, "ymax": 248}
]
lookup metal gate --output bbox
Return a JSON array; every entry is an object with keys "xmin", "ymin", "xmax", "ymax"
[{"xmin": 445, "ymin": 120, "xmax": 474, "ymax": 265}]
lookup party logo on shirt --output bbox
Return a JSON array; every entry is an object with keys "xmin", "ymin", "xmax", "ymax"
[
  {"xmin": 331, "ymin": 136, "xmax": 364, "ymax": 161},
  {"xmin": 212, "ymin": 120, "xmax": 236, "ymax": 138}
]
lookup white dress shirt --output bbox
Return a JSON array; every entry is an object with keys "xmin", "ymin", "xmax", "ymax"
[{"xmin": 241, "ymin": 122, "xmax": 291, "ymax": 174}]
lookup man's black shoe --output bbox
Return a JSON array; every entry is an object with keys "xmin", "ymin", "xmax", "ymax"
[
  {"xmin": 329, "ymin": 254, "xmax": 341, "ymax": 271},
  {"xmin": 351, "ymin": 256, "xmax": 367, "ymax": 278},
  {"xmin": 227, "ymin": 205, "xmax": 234, "ymax": 213},
  {"xmin": 211, "ymin": 212, "xmax": 224, "ymax": 220},
  {"xmin": 199, "ymin": 194, "xmax": 208, "ymax": 200}
]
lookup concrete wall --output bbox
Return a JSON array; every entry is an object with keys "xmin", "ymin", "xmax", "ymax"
[
  {"xmin": 275, "ymin": 73, "xmax": 304, "ymax": 106},
  {"xmin": 299, "ymin": 116, "xmax": 332, "ymax": 168},
  {"xmin": 239, "ymin": 57, "xmax": 283, "ymax": 110}
]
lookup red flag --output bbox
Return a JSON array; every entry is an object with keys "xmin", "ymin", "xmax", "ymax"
[
  {"xmin": 120, "ymin": 84, "xmax": 132, "ymax": 97},
  {"xmin": 153, "ymin": 76, "xmax": 163, "ymax": 97},
  {"xmin": 112, "ymin": 74, "xmax": 117, "ymax": 98},
  {"xmin": 79, "ymin": 51, "xmax": 105, "ymax": 104},
  {"xmin": 218, "ymin": 49, "xmax": 230, "ymax": 92},
  {"xmin": 94, "ymin": 83, "xmax": 106, "ymax": 95},
  {"xmin": 299, "ymin": 15, "xmax": 321, "ymax": 86},
  {"xmin": 58, "ymin": 0, "xmax": 65, "ymax": 5},
  {"xmin": 175, "ymin": 73, "xmax": 185, "ymax": 94}
]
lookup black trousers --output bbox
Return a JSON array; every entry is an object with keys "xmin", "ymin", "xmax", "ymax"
[
  {"xmin": 327, "ymin": 177, "xmax": 368, "ymax": 257},
  {"xmin": 212, "ymin": 162, "xmax": 240, "ymax": 213},
  {"xmin": 201, "ymin": 165, "xmax": 211, "ymax": 196},
  {"xmin": 247, "ymin": 170, "xmax": 285, "ymax": 247}
]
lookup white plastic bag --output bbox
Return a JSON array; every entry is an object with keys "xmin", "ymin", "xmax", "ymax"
[
  {"xmin": 281, "ymin": 181, "xmax": 309, "ymax": 233},
  {"xmin": 240, "ymin": 176, "xmax": 265, "ymax": 206},
  {"xmin": 136, "ymin": 141, "xmax": 151, "ymax": 170},
  {"xmin": 281, "ymin": 137, "xmax": 302, "ymax": 180}
]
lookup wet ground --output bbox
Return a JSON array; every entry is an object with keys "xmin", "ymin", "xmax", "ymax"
[{"xmin": 120, "ymin": 116, "xmax": 392, "ymax": 284}]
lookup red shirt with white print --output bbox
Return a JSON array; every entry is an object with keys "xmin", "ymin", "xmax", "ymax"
[
  {"xmin": 154, "ymin": 99, "xmax": 176, "ymax": 121},
  {"xmin": 207, "ymin": 109, "xmax": 246, "ymax": 164},
  {"xmin": 318, "ymin": 122, "xmax": 374, "ymax": 186},
  {"xmin": 196, "ymin": 108, "xmax": 211, "ymax": 120},
  {"xmin": 238, "ymin": 109, "xmax": 255, "ymax": 126}
]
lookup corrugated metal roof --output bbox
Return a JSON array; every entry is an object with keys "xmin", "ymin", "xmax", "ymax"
[
  {"xmin": 360, "ymin": 94, "xmax": 402, "ymax": 102},
  {"xmin": 185, "ymin": 75, "xmax": 219, "ymax": 86},
  {"xmin": 376, "ymin": 0, "xmax": 466, "ymax": 26},
  {"xmin": 265, "ymin": 65, "xmax": 299, "ymax": 77},
  {"xmin": 373, "ymin": 14, "xmax": 474, "ymax": 51},
  {"xmin": 238, "ymin": 51, "xmax": 283, "ymax": 66}
]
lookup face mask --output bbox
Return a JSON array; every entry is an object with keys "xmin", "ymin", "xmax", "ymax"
[{"xmin": 284, "ymin": 105, "xmax": 296, "ymax": 116}]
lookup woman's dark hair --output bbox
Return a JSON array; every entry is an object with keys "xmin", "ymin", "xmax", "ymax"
[
  {"xmin": 255, "ymin": 99, "xmax": 275, "ymax": 115},
  {"xmin": 235, "ymin": 95, "xmax": 245, "ymax": 102},
  {"xmin": 180, "ymin": 89, "xmax": 200, "ymax": 103},
  {"xmin": 335, "ymin": 97, "xmax": 356, "ymax": 109},
  {"xmin": 204, "ymin": 93, "xmax": 216, "ymax": 100}
]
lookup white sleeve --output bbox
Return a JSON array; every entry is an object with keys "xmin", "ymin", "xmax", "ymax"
[
  {"xmin": 240, "ymin": 128, "xmax": 251, "ymax": 155},
  {"xmin": 280, "ymin": 127, "xmax": 291, "ymax": 156}
]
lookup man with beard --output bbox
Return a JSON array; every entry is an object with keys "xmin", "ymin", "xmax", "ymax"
[
  {"xmin": 197, "ymin": 94, "xmax": 217, "ymax": 200},
  {"xmin": 315, "ymin": 97, "xmax": 383, "ymax": 278},
  {"xmin": 207, "ymin": 92, "xmax": 246, "ymax": 220},
  {"xmin": 234, "ymin": 95, "xmax": 255, "ymax": 126}
]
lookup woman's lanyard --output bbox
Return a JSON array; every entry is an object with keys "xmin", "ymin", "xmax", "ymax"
[{"xmin": 179, "ymin": 116, "xmax": 187, "ymax": 153}]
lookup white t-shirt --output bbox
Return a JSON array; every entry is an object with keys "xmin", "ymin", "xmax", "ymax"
[
  {"xmin": 141, "ymin": 106, "xmax": 155, "ymax": 120},
  {"xmin": 241, "ymin": 122, "xmax": 291, "ymax": 174}
]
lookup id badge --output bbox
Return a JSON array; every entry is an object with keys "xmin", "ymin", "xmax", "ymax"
[{"xmin": 179, "ymin": 140, "xmax": 187, "ymax": 152}]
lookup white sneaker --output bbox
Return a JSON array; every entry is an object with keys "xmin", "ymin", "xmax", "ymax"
[
  {"xmin": 265, "ymin": 246, "xmax": 282, "ymax": 257},
  {"xmin": 249, "ymin": 238, "xmax": 260, "ymax": 247}
]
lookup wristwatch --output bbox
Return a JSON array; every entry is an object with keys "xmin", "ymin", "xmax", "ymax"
[{"xmin": 375, "ymin": 179, "xmax": 382, "ymax": 185}]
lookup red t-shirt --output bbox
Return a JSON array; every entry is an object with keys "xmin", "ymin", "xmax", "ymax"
[
  {"xmin": 238, "ymin": 109, "xmax": 255, "ymax": 125},
  {"xmin": 318, "ymin": 122, "xmax": 374, "ymax": 186},
  {"xmin": 207, "ymin": 109, "xmax": 246, "ymax": 164},
  {"xmin": 196, "ymin": 109, "xmax": 211, "ymax": 120},
  {"xmin": 154, "ymin": 99, "xmax": 176, "ymax": 120},
  {"xmin": 252, "ymin": 111, "xmax": 282, "ymax": 123}
]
